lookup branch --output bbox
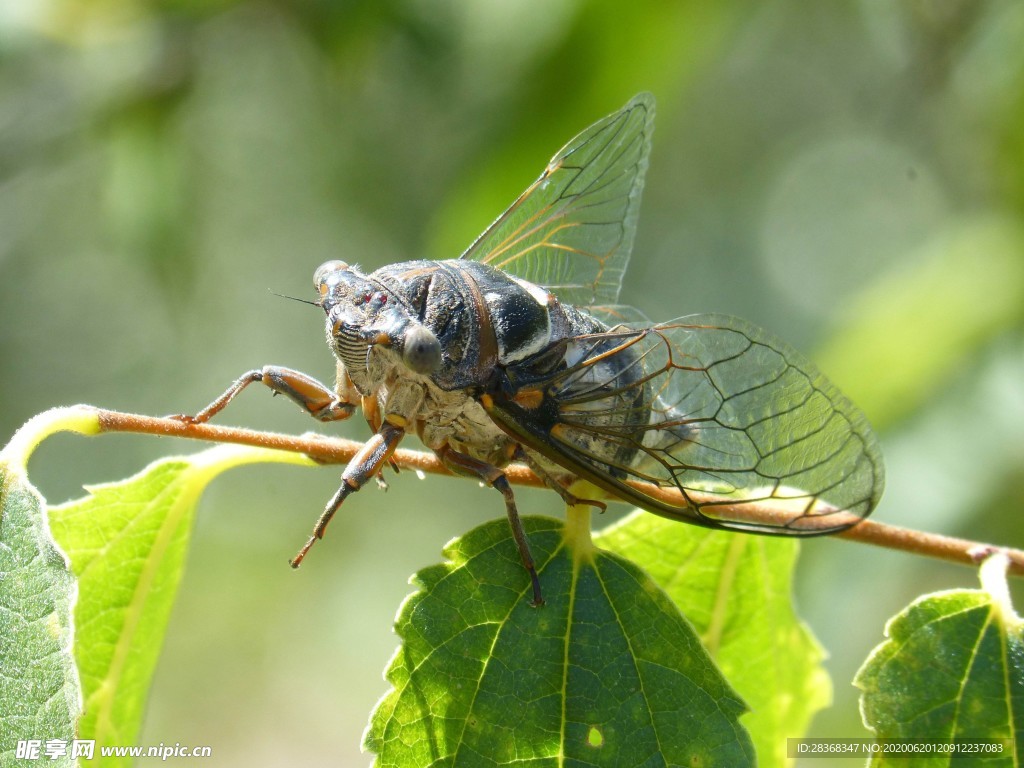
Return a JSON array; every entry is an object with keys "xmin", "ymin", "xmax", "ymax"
[{"xmin": 92, "ymin": 407, "xmax": 1024, "ymax": 577}]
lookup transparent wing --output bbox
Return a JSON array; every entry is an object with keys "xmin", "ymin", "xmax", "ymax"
[
  {"xmin": 460, "ymin": 93, "xmax": 654, "ymax": 307},
  {"xmin": 489, "ymin": 314, "xmax": 884, "ymax": 535}
]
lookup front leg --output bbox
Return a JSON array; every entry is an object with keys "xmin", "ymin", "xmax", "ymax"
[
  {"xmin": 290, "ymin": 419, "xmax": 406, "ymax": 567},
  {"xmin": 362, "ymin": 393, "xmax": 400, "ymax": 482},
  {"xmin": 179, "ymin": 366, "xmax": 356, "ymax": 424},
  {"xmin": 437, "ymin": 444, "xmax": 545, "ymax": 607}
]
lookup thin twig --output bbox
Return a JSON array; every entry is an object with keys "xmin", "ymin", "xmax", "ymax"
[{"xmin": 93, "ymin": 407, "xmax": 1024, "ymax": 577}]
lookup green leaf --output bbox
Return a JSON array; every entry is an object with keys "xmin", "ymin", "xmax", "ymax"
[
  {"xmin": 0, "ymin": 407, "xmax": 317, "ymax": 766},
  {"xmin": 365, "ymin": 511, "xmax": 754, "ymax": 767},
  {"xmin": 855, "ymin": 554, "xmax": 1024, "ymax": 766},
  {"xmin": 0, "ymin": 463, "xmax": 80, "ymax": 768},
  {"xmin": 1, "ymin": 408, "xmax": 100, "ymax": 768},
  {"xmin": 595, "ymin": 512, "xmax": 829, "ymax": 768},
  {"xmin": 47, "ymin": 444, "xmax": 312, "ymax": 764}
]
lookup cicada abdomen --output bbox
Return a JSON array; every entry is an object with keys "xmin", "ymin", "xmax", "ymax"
[{"xmin": 485, "ymin": 314, "xmax": 883, "ymax": 540}]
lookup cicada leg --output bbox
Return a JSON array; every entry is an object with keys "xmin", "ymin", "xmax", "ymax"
[
  {"xmin": 437, "ymin": 444, "xmax": 544, "ymax": 607},
  {"xmin": 290, "ymin": 420, "xmax": 406, "ymax": 568},
  {"xmin": 177, "ymin": 366, "xmax": 357, "ymax": 424},
  {"xmin": 513, "ymin": 446, "xmax": 607, "ymax": 514},
  {"xmin": 362, "ymin": 394, "xmax": 400, "ymax": 484}
]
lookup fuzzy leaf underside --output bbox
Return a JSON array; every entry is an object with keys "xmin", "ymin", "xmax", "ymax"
[{"xmin": 0, "ymin": 465, "xmax": 80, "ymax": 768}]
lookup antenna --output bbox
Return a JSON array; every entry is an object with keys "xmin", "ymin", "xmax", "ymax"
[{"xmin": 267, "ymin": 289, "xmax": 320, "ymax": 308}]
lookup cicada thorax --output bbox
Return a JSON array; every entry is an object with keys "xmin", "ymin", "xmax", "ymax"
[
  {"xmin": 378, "ymin": 260, "xmax": 665, "ymax": 480},
  {"xmin": 315, "ymin": 259, "xmax": 564, "ymax": 466},
  {"xmin": 370, "ymin": 259, "xmax": 576, "ymax": 391},
  {"xmin": 325, "ymin": 258, "xmax": 659, "ymax": 481}
]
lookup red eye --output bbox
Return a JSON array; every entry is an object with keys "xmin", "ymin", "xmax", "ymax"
[
  {"xmin": 380, "ymin": 294, "xmax": 388, "ymax": 305},
  {"xmin": 364, "ymin": 293, "xmax": 372, "ymax": 303}
]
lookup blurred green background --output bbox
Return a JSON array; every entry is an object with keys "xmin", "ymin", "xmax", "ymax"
[{"xmin": 3, "ymin": 1, "xmax": 1024, "ymax": 765}]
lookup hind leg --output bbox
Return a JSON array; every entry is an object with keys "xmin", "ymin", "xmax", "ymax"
[{"xmin": 513, "ymin": 447, "xmax": 607, "ymax": 513}]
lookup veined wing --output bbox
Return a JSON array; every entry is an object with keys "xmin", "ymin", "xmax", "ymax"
[
  {"xmin": 486, "ymin": 314, "xmax": 884, "ymax": 535},
  {"xmin": 460, "ymin": 93, "xmax": 654, "ymax": 308}
]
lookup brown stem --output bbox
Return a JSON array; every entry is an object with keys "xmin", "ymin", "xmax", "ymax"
[{"xmin": 93, "ymin": 407, "xmax": 1024, "ymax": 577}]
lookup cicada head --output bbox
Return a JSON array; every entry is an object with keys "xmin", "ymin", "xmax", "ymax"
[{"xmin": 314, "ymin": 260, "xmax": 442, "ymax": 382}]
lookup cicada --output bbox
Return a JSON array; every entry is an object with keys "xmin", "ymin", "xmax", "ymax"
[{"xmin": 183, "ymin": 93, "xmax": 884, "ymax": 605}]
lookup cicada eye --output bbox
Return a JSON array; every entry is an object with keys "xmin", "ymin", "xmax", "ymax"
[
  {"xmin": 314, "ymin": 260, "xmax": 350, "ymax": 296},
  {"xmin": 402, "ymin": 324, "xmax": 442, "ymax": 374}
]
